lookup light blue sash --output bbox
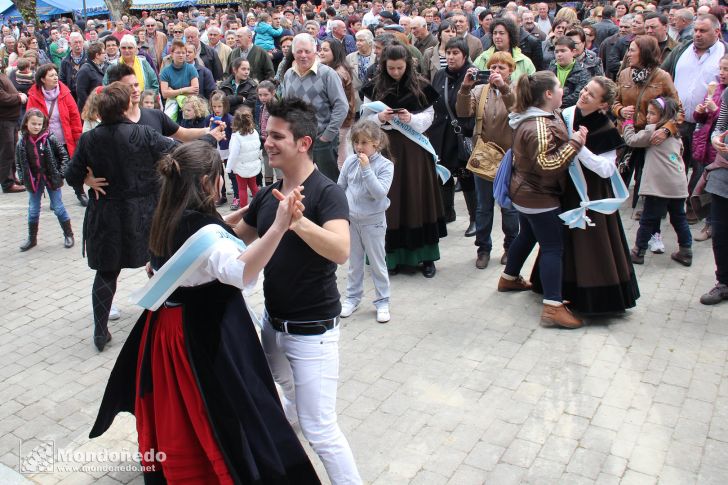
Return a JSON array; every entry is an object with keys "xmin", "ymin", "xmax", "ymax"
[
  {"xmin": 130, "ymin": 224, "xmax": 247, "ymax": 311},
  {"xmin": 559, "ymin": 106, "xmax": 629, "ymax": 229},
  {"xmin": 361, "ymin": 101, "xmax": 451, "ymax": 183}
]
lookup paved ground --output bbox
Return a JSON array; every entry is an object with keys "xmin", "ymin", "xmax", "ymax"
[{"xmin": 0, "ymin": 184, "xmax": 726, "ymax": 485}]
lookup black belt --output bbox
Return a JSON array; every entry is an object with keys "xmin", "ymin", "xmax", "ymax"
[{"xmin": 268, "ymin": 316, "xmax": 340, "ymax": 335}]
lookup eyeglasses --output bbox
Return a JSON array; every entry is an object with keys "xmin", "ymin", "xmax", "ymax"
[{"xmin": 173, "ymin": 30, "xmax": 183, "ymax": 33}]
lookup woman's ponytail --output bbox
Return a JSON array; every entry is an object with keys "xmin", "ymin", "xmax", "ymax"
[{"xmin": 513, "ymin": 71, "xmax": 559, "ymax": 113}]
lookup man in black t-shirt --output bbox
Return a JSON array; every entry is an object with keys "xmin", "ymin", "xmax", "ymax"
[
  {"xmin": 105, "ymin": 63, "xmax": 216, "ymax": 141},
  {"xmin": 233, "ymin": 98, "xmax": 361, "ymax": 485}
]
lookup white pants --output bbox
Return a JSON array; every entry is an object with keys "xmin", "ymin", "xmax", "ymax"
[
  {"xmin": 345, "ymin": 217, "xmax": 390, "ymax": 308},
  {"xmin": 261, "ymin": 315, "xmax": 362, "ymax": 485}
]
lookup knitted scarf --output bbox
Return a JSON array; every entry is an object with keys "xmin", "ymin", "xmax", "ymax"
[
  {"xmin": 631, "ymin": 66, "xmax": 652, "ymax": 85},
  {"xmin": 25, "ymin": 131, "xmax": 50, "ymax": 193}
]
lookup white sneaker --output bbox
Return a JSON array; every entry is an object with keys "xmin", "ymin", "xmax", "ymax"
[
  {"xmin": 108, "ymin": 305, "xmax": 120, "ymax": 321},
  {"xmin": 340, "ymin": 301, "xmax": 359, "ymax": 318},
  {"xmin": 648, "ymin": 233, "xmax": 665, "ymax": 254},
  {"xmin": 376, "ymin": 306, "xmax": 390, "ymax": 323}
]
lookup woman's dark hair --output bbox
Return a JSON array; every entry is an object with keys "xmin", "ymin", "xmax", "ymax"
[
  {"xmin": 87, "ymin": 41, "xmax": 104, "ymax": 60},
  {"xmin": 514, "ymin": 71, "xmax": 559, "ymax": 113},
  {"xmin": 648, "ymin": 96, "xmax": 679, "ymax": 130},
  {"xmin": 436, "ymin": 20, "xmax": 454, "ymax": 43},
  {"xmin": 374, "ymin": 42, "xmax": 428, "ymax": 105},
  {"xmin": 444, "ymin": 37, "xmax": 469, "ymax": 61},
  {"xmin": 34, "ymin": 63, "xmax": 56, "ymax": 87},
  {"xmin": 631, "ymin": 35, "xmax": 661, "ymax": 69},
  {"xmin": 267, "ymin": 97, "xmax": 317, "ymax": 156},
  {"xmin": 20, "ymin": 108, "xmax": 48, "ymax": 137},
  {"xmin": 232, "ymin": 105, "xmax": 255, "ymax": 134},
  {"xmin": 97, "ymin": 81, "xmax": 132, "ymax": 123},
  {"xmin": 149, "ymin": 141, "xmax": 224, "ymax": 256},
  {"xmin": 489, "ymin": 17, "xmax": 519, "ymax": 52},
  {"xmin": 322, "ymin": 38, "xmax": 352, "ymax": 77}
]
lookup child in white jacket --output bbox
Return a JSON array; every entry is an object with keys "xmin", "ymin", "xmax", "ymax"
[
  {"xmin": 226, "ymin": 107, "xmax": 262, "ymax": 207},
  {"xmin": 337, "ymin": 120, "xmax": 394, "ymax": 323}
]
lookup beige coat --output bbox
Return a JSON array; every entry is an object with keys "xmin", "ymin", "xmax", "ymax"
[
  {"xmin": 212, "ymin": 41, "xmax": 232, "ymax": 74},
  {"xmin": 456, "ymin": 82, "xmax": 515, "ymax": 151},
  {"xmin": 623, "ymin": 123, "xmax": 688, "ymax": 198}
]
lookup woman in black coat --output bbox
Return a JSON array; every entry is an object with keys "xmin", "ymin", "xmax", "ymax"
[
  {"xmin": 75, "ymin": 41, "xmax": 107, "ymax": 113},
  {"xmin": 427, "ymin": 37, "xmax": 476, "ymax": 236},
  {"xmin": 65, "ymin": 81, "xmax": 217, "ymax": 351}
]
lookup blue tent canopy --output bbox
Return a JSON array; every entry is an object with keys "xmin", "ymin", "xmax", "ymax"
[{"xmin": 0, "ymin": 0, "xmax": 108, "ymax": 20}]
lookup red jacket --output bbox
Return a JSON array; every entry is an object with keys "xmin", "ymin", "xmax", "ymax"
[{"xmin": 26, "ymin": 81, "xmax": 82, "ymax": 157}]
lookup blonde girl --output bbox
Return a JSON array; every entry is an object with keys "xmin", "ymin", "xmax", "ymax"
[{"xmin": 337, "ymin": 120, "xmax": 394, "ymax": 323}]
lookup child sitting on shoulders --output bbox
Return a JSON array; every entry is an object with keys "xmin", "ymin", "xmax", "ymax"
[{"xmin": 254, "ymin": 12, "xmax": 283, "ymax": 52}]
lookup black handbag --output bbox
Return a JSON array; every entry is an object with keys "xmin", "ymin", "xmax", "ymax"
[{"xmin": 444, "ymin": 77, "xmax": 472, "ymax": 161}]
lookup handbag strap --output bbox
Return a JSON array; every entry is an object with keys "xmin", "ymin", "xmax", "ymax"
[
  {"xmin": 443, "ymin": 77, "xmax": 462, "ymax": 134},
  {"xmin": 473, "ymin": 84, "xmax": 490, "ymax": 139}
]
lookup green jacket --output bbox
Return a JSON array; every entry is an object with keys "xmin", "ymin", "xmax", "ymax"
[
  {"xmin": 49, "ymin": 40, "xmax": 67, "ymax": 69},
  {"xmin": 102, "ymin": 56, "xmax": 159, "ymax": 95},
  {"xmin": 473, "ymin": 46, "xmax": 536, "ymax": 84}
]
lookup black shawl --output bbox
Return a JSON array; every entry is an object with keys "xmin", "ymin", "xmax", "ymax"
[{"xmin": 573, "ymin": 108, "xmax": 624, "ymax": 155}]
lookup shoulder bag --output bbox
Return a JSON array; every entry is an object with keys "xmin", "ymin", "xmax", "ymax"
[
  {"xmin": 443, "ymin": 77, "xmax": 473, "ymax": 162},
  {"xmin": 464, "ymin": 84, "xmax": 506, "ymax": 181}
]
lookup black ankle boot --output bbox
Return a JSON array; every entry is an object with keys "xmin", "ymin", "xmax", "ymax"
[
  {"xmin": 463, "ymin": 189, "xmax": 477, "ymax": 237},
  {"xmin": 20, "ymin": 222, "xmax": 38, "ymax": 252},
  {"xmin": 441, "ymin": 184, "xmax": 456, "ymax": 223},
  {"xmin": 60, "ymin": 219, "xmax": 74, "ymax": 248}
]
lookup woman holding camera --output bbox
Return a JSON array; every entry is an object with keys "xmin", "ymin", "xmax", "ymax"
[
  {"xmin": 456, "ymin": 51, "xmax": 519, "ymax": 269},
  {"xmin": 428, "ymin": 37, "xmax": 476, "ymax": 236}
]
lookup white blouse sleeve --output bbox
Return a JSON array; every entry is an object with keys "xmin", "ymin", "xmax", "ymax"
[
  {"xmin": 577, "ymin": 148, "xmax": 617, "ymax": 179},
  {"xmin": 183, "ymin": 238, "xmax": 257, "ymax": 293},
  {"xmin": 409, "ymin": 106, "xmax": 435, "ymax": 133}
]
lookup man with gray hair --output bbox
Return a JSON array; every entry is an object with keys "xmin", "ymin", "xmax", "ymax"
[
  {"xmin": 674, "ymin": 8, "xmax": 695, "ymax": 42},
  {"xmin": 206, "ymin": 25, "xmax": 232, "ymax": 73},
  {"xmin": 326, "ymin": 19, "xmax": 356, "ymax": 54},
  {"xmin": 281, "ymin": 33, "xmax": 348, "ymax": 181},
  {"xmin": 536, "ymin": 2, "xmax": 552, "ymax": 34},
  {"xmin": 60, "ymin": 32, "xmax": 87, "ymax": 101},
  {"xmin": 411, "ymin": 15, "xmax": 437, "ymax": 53},
  {"xmin": 184, "ymin": 25, "xmax": 223, "ymax": 80},
  {"xmin": 229, "ymin": 27, "xmax": 274, "ymax": 81}
]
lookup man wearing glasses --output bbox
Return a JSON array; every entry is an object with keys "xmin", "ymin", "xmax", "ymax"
[{"xmin": 144, "ymin": 18, "xmax": 167, "ymax": 69}]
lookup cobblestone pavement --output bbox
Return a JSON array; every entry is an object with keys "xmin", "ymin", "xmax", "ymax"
[{"xmin": 1, "ymin": 184, "xmax": 726, "ymax": 485}]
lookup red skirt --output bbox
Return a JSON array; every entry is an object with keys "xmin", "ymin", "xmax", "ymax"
[{"xmin": 135, "ymin": 307, "xmax": 234, "ymax": 485}]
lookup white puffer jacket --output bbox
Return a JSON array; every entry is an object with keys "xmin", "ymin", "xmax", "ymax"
[{"xmin": 226, "ymin": 131, "xmax": 263, "ymax": 178}]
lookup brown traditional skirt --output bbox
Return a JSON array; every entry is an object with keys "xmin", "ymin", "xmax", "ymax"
[{"xmin": 384, "ymin": 130, "xmax": 447, "ymax": 266}]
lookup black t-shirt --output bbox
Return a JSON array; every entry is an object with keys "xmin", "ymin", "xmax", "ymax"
[
  {"xmin": 137, "ymin": 108, "xmax": 180, "ymax": 137},
  {"xmin": 244, "ymin": 168, "xmax": 349, "ymax": 321}
]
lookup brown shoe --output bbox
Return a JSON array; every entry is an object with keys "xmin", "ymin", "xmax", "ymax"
[
  {"xmin": 498, "ymin": 275, "xmax": 533, "ymax": 292},
  {"xmin": 476, "ymin": 252, "xmax": 490, "ymax": 269},
  {"xmin": 3, "ymin": 183, "xmax": 25, "ymax": 193},
  {"xmin": 671, "ymin": 246, "xmax": 693, "ymax": 266},
  {"xmin": 694, "ymin": 224, "xmax": 712, "ymax": 242},
  {"xmin": 540, "ymin": 304, "xmax": 582, "ymax": 329}
]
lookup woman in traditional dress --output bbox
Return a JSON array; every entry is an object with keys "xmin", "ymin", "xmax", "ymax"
[
  {"xmin": 532, "ymin": 77, "xmax": 640, "ymax": 315},
  {"xmin": 361, "ymin": 42, "xmax": 446, "ymax": 277},
  {"xmin": 89, "ymin": 141, "xmax": 321, "ymax": 484}
]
